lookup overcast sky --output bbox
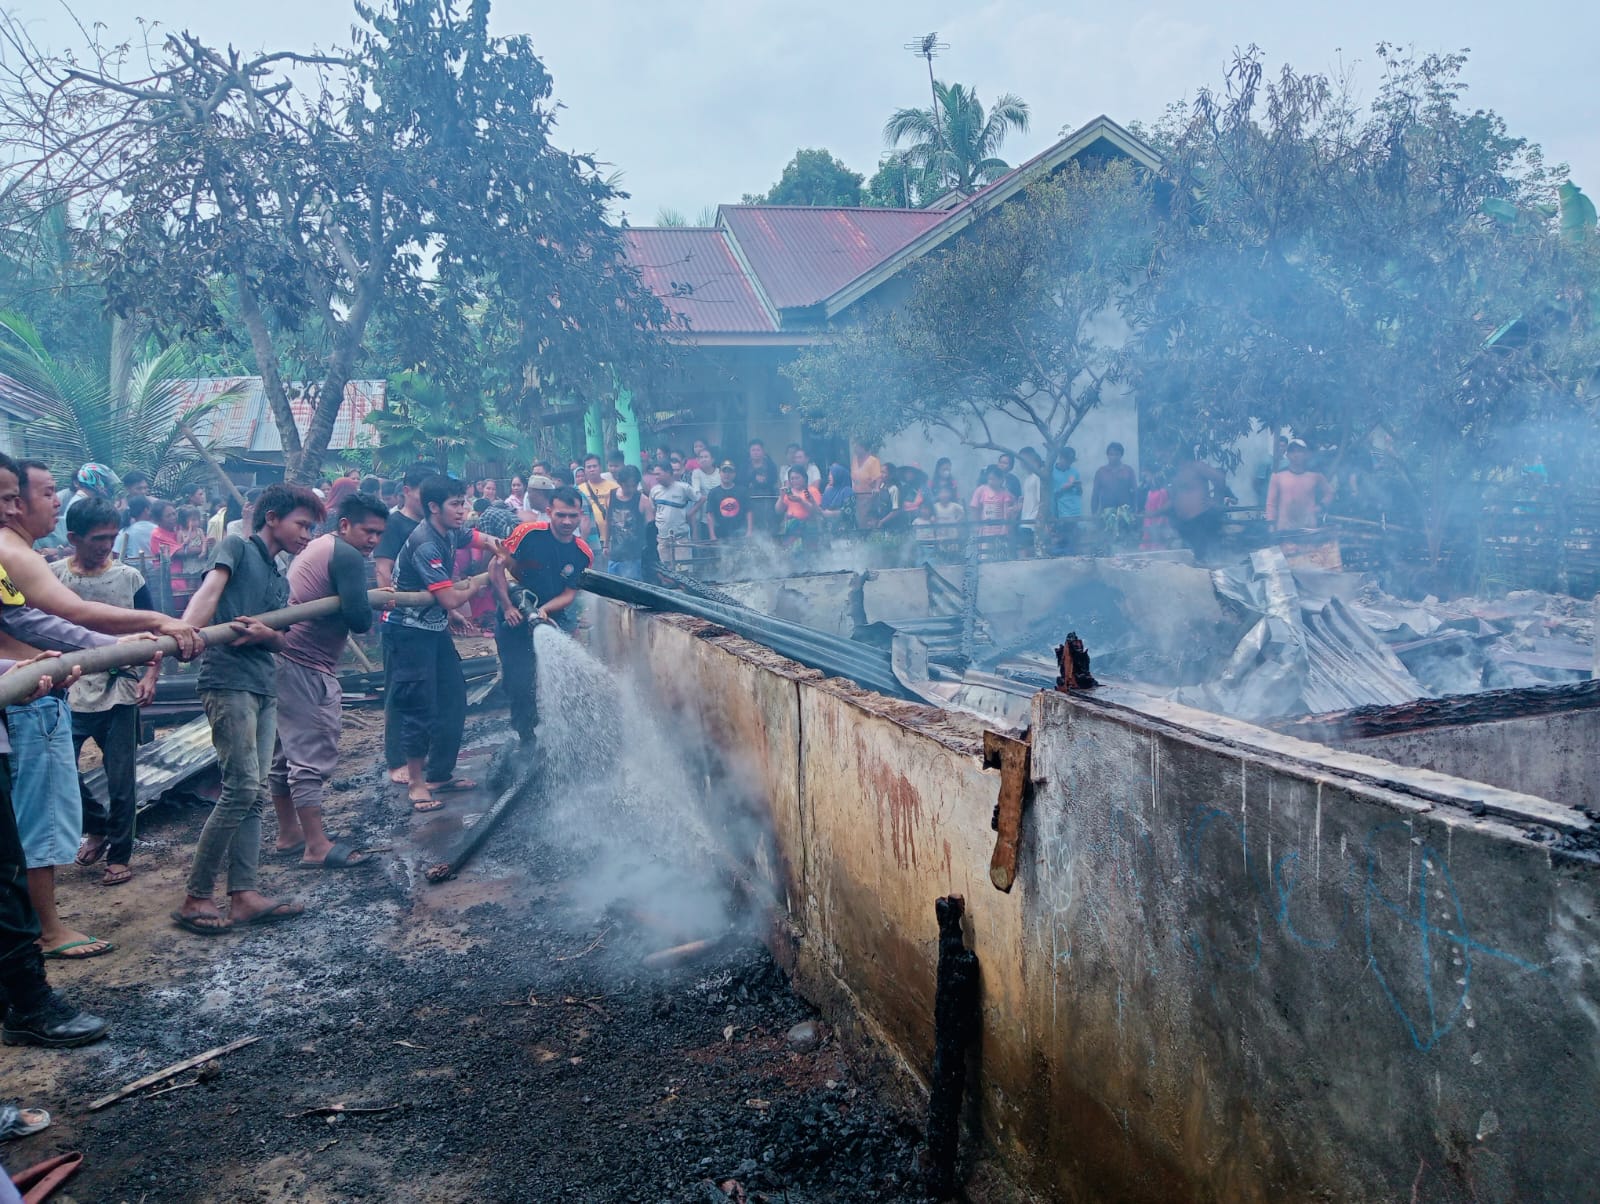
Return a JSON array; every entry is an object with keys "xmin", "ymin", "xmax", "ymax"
[{"xmin": 20, "ymin": 0, "xmax": 1599, "ymax": 221}]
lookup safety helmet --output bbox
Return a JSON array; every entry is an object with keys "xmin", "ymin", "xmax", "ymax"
[{"xmin": 75, "ymin": 462, "xmax": 121, "ymax": 495}]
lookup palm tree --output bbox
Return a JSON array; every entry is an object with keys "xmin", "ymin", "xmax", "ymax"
[
  {"xmin": 884, "ymin": 82, "xmax": 1030, "ymax": 202},
  {"xmin": 0, "ymin": 312, "xmax": 237, "ymax": 494}
]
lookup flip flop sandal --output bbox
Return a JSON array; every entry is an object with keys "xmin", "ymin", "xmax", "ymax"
[
  {"xmin": 427, "ymin": 777, "xmax": 477, "ymax": 793},
  {"xmin": 74, "ymin": 837, "xmax": 109, "ymax": 867},
  {"xmin": 297, "ymin": 841, "xmax": 373, "ymax": 870},
  {"xmin": 11, "ymin": 1150, "xmax": 83, "ymax": 1203},
  {"xmin": 170, "ymin": 910, "xmax": 232, "ymax": 936},
  {"xmin": 41, "ymin": 938, "xmax": 115, "ymax": 960},
  {"xmin": 0, "ymin": 1105, "xmax": 50, "ymax": 1141},
  {"xmin": 235, "ymin": 900, "xmax": 305, "ymax": 926},
  {"xmin": 100, "ymin": 866, "xmax": 133, "ymax": 887},
  {"xmin": 272, "ymin": 841, "xmax": 307, "ymax": 859},
  {"xmin": 411, "ymin": 796, "xmax": 445, "ymax": 813}
]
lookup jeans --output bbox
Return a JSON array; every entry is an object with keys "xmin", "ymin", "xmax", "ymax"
[
  {"xmin": 187, "ymin": 689, "xmax": 276, "ymax": 898},
  {"xmin": 606, "ymin": 559, "xmax": 643, "ymax": 581},
  {"xmin": 386, "ymin": 624, "xmax": 465, "ymax": 780},
  {"xmin": 74, "ymin": 704, "xmax": 140, "ymax": 867},
  {"xmin": 0, "ymin": 760, "xmax": 49, "ymax": 1015},
  {"xmin": 6, "ymin": 695, "xmax": 81, "ymax": 869},
  {"xmin": 493, "ymin": 616, "xmax": 538, "ymax": 741}
]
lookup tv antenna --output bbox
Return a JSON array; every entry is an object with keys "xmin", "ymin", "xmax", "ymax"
[{"xmin": 902, "ymin": 33, "xmax": 951, "ymax": 195}]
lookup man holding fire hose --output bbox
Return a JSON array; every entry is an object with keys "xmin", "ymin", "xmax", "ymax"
[{"xmin": 488, "ymin": 486, "xmax": 592, "ymax": 744}]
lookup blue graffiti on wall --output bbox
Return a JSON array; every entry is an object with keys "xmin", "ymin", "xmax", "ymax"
[{"xmin": 1362, "ymin": 820, "xmax": 1543, "ymax": 1052}]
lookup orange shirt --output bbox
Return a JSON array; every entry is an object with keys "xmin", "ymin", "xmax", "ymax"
[{"xmin": 778, "ymin": 484, "xmax": 821, "ymax": 520}]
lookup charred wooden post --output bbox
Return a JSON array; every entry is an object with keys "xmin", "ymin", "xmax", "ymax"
[
  {"xmin": 922, "ymin": 894, "xmax": 979, "ymax": 1198},
  {"xmin": 1054, "ymin": 630, "xmax": 1098, "ymax": 691},
  {"xmin": 983, "ymin": 730, "xmax": 1032, "ymax": 893}
]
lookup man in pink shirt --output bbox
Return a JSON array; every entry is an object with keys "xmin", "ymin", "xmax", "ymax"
[
  {"xmin": 267, "ymin": 492, "xmax": 389, "ymax": 868},
  {"xmin": 1266, "ymin": 439, "xmax": 1334, "ymax": 532}
]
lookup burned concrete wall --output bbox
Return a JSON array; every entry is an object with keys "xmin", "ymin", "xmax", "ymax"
[
  {"xmin": 1286, "ymin": 681, "xmax": 1600, "ymax": 813},
  {"xmin": 587, "ymin": 598, "xmax": 1600, "ymax": 1202},
  {"xmin": 1025, "ymin": 688, "xmax": 1600, "ymax": 1201}
]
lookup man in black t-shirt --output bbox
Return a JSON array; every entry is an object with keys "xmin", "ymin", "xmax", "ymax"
[
  {"xmin": 601, "ymin": 466, "xmax": 651, "ymax": 580},
  {"xmin": 381, "ymin": 476, "xmax": 496, "ymax": 812},
  {"xmin": 489, "ymin": 487, "xmax": 592, "ymax": 741},
  {"xmin": 374, "ymin": 465, "xmax": 431, "ymax": 782},
  {"xmin": 705, "ymin": 462, "xmax": 753, "ymax": 542},
  {"xmin": 744, "ymin": 441, "xmax": 780, "ymax": 534}
]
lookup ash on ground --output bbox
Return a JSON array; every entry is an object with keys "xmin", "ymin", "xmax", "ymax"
[{"xmin": 6, "ymin": 699, "xmax": 993, "ymax": 1202}]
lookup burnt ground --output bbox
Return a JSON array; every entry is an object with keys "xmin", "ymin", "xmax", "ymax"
[{"xmin": 4, "ymin": 703, "xmax": 1029, "ymax": 1204}]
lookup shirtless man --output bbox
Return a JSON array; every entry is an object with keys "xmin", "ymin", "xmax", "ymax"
[
  {"xmin": 0, "ymin": 461, "xmax": 201, "ymax": 957},
  {"xmin": 1169, "ymin": 453, "xmax": 1237, "ymax": 564}
]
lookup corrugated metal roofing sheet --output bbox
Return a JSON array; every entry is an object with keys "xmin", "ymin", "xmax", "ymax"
[
  {"xmin": 622, "ymin": 227, "xmax": 776, "ymax": 334},
  {"xmin": 82, "ymin": 714, "xmax": 217, "ymax": 813},
  {"xmin": 717, "ymin": 206, "xmax": 945, "ymax": 311},
  {"xmin": 177, "ymin": 378, "xmax": 385, "ymax": 454}
]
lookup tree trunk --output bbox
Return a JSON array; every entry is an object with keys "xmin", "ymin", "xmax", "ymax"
[
  {"xmin": 108, "ymin": 312, "xmax": 137, "ymax": 415},
  {"xmin": 233, "ymin": 276, "xmax": 303, "ymax": 471},
  {"xmin": 291, "ymin": 280, "xmax": 382, "ymax": 485}
]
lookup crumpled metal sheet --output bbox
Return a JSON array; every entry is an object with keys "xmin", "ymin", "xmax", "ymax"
[
  {"xmin": 1175, "ymin": 548, "xmax": 1428, "ymax": 721},
  {"xmin": 81, "ymin": 715, "xmax": 217, "ymax": 814}
]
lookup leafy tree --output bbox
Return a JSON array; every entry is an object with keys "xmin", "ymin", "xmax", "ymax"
[
  {"xmin": 865, "ymin": 154, "xmax": 917, "ymax": 208},
  {"xmin": 786, "ymin": 160, "xmax": 1152, "ymax": 473},
  {"xmin": 884, "ymin": 82, "xmax": 1029, "ymax": 201},
  {"xmin": 1131, "ymin": 46, "xmax": 1592, "ymax": 566},
  {"xmin": 0, "ymin": 0, "xmax": 673, "ymax": 485},
  {"xmin": 0, "ymin": 313, "xmax": 240, "ymax": 493},
  {"xmin": 743, "ymin": 149, "xmax": 865, "ymax": 207},
  {"xmin": 0, "ymin": 194, "xmax": 111, "ymax": 371}
]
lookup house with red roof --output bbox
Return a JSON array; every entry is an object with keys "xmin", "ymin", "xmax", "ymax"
[{"xmin": 619, "ymin": 115, "xmax": 1162, "ymax": 473}]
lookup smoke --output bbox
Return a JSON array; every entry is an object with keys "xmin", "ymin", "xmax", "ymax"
[
  {"xmin": 700, "ymin": 530, "xmax": 922, "ymax": 583},
  {"xmin": 526, "ymin": 624, "xmax": 759, "ymax": 941}
]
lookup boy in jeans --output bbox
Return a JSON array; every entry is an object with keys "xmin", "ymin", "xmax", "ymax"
[
  {"xmin": 54, "ymin": 498, "xmax": 161, "ymax": 887},
  {"xmin": 172, "ymin": 483, "xmax": 324, "ymax": 935}
]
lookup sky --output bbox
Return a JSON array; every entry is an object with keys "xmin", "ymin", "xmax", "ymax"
[{"xmin": 16, "ymin": 0, "xmax": 1599, "ymax": 222}]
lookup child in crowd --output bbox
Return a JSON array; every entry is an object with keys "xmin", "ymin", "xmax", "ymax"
[
  {"xmin": 932, "ymin": 483, "xmax": 965, "ymax": 552},
  {"xmin": 1140, "ymin": 467, "xmax": 1174, "ymax": 550},
  {"xmin": 969, "ymin": 466, "xmax": 1016, "ymax": 540},
  {"xmin": 54, "ymin": 498, "xmax": 161, "ymax": 888}
]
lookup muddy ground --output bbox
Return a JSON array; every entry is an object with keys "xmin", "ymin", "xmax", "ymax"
[{"xmin": 3, "ymin": 701, "xmax": 1027, "ymax": 1204}]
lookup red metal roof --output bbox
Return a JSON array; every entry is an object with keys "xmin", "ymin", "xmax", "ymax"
[
  {"xmin": 176, "ymin": 377, "xmax": 386, "ymax": 453},
  {"xmin": 623, "ymin": 227, "xmax": 776, "ymax": 334},
  {"xmin": 717, "ymin": 206, "xmax": 945, "ymax": 311}
]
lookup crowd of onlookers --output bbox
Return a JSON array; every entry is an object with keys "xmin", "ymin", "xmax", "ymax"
[{"xmin": 420, "ymin": 436, "xmax": 1191, "ymax": 576}]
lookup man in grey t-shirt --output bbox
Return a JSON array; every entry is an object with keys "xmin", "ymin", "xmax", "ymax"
[{"xmin": 172, "ymin": 483, "xmax": 324, "ymax": 936}]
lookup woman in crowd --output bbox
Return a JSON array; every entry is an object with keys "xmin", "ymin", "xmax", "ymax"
[
  {"xmin": 775, "ymin": 466, "xmax": 822, "ymax": 549},
  {"xmin": 818, "ymin": 464, "xmax": 854, "ymax": 530},
  {"xmin": 177, "ymin": 505, "xmax": 211, "ymax": 557},
  {"xmin": 147, "ymin": 499, "xmax": 190, "ymax": 595},
  {"xmin": 507, "ymin": 475, "xmax": 527, "ymax": 511},
  {"xmin": 931, "ymin": 457, "xmax": 957, "ymax": 500},
  {"xmin": 970, "ymin": 465, "xmax": 1017, "ymax": 555}
]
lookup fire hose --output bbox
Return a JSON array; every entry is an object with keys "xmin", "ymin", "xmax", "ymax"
[
  {"xmin": 578, "ymin": 570, "xmax": 915, "ymax": 699},
  {"xmin": 0, "ymin": 579, "xmax": 487, "ymax": 711}
]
